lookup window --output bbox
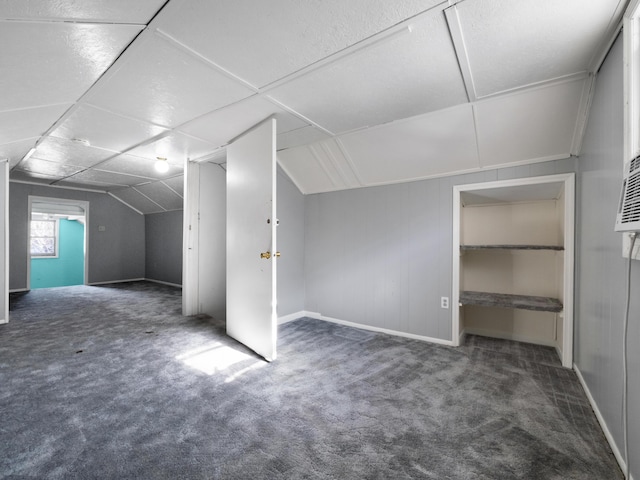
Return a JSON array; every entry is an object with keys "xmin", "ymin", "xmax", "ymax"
[{"xmin": 30, "ymin": 219, "xmax": 58, "ymax": 257}]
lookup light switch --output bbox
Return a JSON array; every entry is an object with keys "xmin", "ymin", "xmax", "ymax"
[{"xmin": 98, "ymin": 225, "xmax": 106, "ymax": 232}]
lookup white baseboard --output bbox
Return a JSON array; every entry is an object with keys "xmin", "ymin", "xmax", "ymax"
[
  {"xmin": 277, "ymin": 310, "xmax": 311, "ymax": 325},
  {"xmin": 306, "ymin": 312, "xmax": 454, "ymax": 346},
  {"xmin": 574, "ymin": 364, "xmax": 628, "ymax": 477},
  {"xmin": 464, "ymin": 327, "xmax": 557, "ymax": 348},
  {"xmin": 144, "ymin": 278, "xmax": 182, "ymax": 288},
  {"xmin": 0, "ymin": 319, "xmax": 7, "ymax": 325},
  {"xmin": 9, "ymin": 288, "xmax": 29, "ymax": 293},
  {"xmin": 88, "ymin": 278, "xmax": 145, "ymax": 286}
]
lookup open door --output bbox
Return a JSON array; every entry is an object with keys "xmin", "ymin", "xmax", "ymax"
[{"xmin": 226, "ymin": 118, "xmax": 277, "ymax": 361}]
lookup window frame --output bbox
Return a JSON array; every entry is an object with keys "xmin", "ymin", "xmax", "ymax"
[{"xmin": 30, "ymin": 218, "xmax": 60, "ymax": 259}]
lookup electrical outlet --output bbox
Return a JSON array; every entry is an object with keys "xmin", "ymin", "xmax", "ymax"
[
  {"xmin": 622, "ymin": 232, "xmax": 640, "ymax": 260},
  {"xmin": 441, "ymin": 297, "xmax": 449, "ymax": 309}
]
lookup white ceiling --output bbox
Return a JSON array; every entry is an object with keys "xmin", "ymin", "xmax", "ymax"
[{"xmin": 0, "ymin": 0, "xmax": 627, "ymax": 212}]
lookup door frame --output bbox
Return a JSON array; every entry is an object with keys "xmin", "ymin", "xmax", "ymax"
[
  {"xmin": 452, "ymin": 173, "xmax": 575, "ymax": 368},
  {"xmin": 27, "ymin": 196, "xmax": 89, "ymax": 289}
]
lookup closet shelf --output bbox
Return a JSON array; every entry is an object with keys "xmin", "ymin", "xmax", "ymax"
[
  {"xmin": 459, "ymin": 291, "xmax": 563, "ymax": 313},
  {"xmin": 460, "ymin": 244, "xmax": 564, "ymax": 251}
]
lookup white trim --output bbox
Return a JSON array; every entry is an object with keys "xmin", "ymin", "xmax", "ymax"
[
  {"xmin": 452, "ymin": 173, "xmax": 575, "ymax": 368},
  {"xmin": 107, "ymin": 192, "xmax": 144, "ymax": 215},
  {"xmin": 9, "ymin": 288, "xmax": 29, "ymax": 293},
  {"xmin": 9, "ymin": 179, "xmax": 107, "ymax": 194},
  {"xmin": 144, "ymin": 278, "xmax": 182, "ymax": 288},
  {"xmin": 2, "ymin": 161, "xmax": 8, "ymax": 324},
  {"xmin": 562, "ymin": 174, "xmax": 575, "ymax": 368},
  {"xmin": 87, "ymin": 278, "xmax": 145, "ymax": 286},
  {"xmin": 27, "ymin": 196, "xmax": 89, "ymax": 289},
  {"xmin": 574, "ymin": 364, "xmax": 628, "ymax": 477},
  {"xmin": 306, "ymin": 312, "xmax": 454, "ymax": 346},
  {"xmin": 277, "ymin": 310, "xmax": 310, "ymax": 325},
  {"xmin": 444, "ymin": 5, "xmax": 477, "ymax": 102},
  {"xmin": 571, "ymin": 74, "xmax": 597, "ymax": 156}
]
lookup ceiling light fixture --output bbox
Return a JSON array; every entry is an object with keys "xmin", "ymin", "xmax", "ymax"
[{"xmin": 155, "ymin": 157, "xmax": 169, "ymax": 173}]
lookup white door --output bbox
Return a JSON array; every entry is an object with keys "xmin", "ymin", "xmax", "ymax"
[{"xmin": 226, "ymin": 118, "xmax": 277, "ymax": 361}]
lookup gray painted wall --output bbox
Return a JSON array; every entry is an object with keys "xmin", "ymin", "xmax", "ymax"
[
  {"xmin": 304, "ymin": 159, "xmax": 577, "ymax": 340},
  {"xmin": 9, "ymin": 182, "xmax": 145, "ymax": 289},
  {"xmin": 277, "ymin": 167, "xmax": 305, "ymax": 317},
  {"xmin": 575, "ymin": 35, "xmax": 640, "ymax": 474},
  {"xmin": 145, "ymin": 210, "xmax": 183, "ymax": 286}
]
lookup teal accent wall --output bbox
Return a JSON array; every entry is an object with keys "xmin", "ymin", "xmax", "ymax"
[{"xmin": 31, "ymin": 219, "xmax": 85, "ymax": 289}]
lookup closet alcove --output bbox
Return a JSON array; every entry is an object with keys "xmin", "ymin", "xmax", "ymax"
[{"xmin": 452, "ymin": 173, "xmax": 575, "ymax": 367}]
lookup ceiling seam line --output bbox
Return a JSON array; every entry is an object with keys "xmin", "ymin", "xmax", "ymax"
[
  {"xmin": 107, "ymin": 192, "xmax": 144, "ymax": 215},
  {"xmin": 154, "ymin": 29, "xmax": 260, "ymax": 93},
  {"xmin": 309, "ymin": 145, "xmax": 340, "ymax": 188},
  {"xmin": 131, "ymin": 186, "xmax": 168, "ymax": 212},
  {"xmin": 334, "ymin": 138, "xmax": 365, "ymax": 187},
  {"xmin": 257, "ymin": 2, "xmax": 449, "ymax": 93},
  {"xmin": 444, "ymin": 5, "xmax": 477, "ymax": 102}
]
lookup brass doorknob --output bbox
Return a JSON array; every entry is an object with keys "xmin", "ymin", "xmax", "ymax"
[
  {"xmin": 275, "ymin": 252, "xmax": 281, "ymax": 257},
  {"xmin": 260, "ymin": 251, "xmax": 271, "ymax": 259}
]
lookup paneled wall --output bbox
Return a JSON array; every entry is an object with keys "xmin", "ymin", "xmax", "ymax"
[
  {"xmin": 9, "ymin": 182, "xmax": 145, "ymax": 289},
  {"xmin": 575, "ymin": 35, "xmax": 640, "ymax": 474},
  {"xmin": 145, "ymin": 210, "xmax": 183, "ymax": 286},
  {"xmin": 304, "ymin": 158, "xmax": 577, "ymax": 341},
  {"xmin": 276, "ymin": 167, "xmax": 305, "ymax": 317}
]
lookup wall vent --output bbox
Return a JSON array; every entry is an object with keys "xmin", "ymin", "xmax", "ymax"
[{"xmin": 616, "ymin": 155, "xmax": 640, "ymax": 232}]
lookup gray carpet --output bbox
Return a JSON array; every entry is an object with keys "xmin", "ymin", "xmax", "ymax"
[{"xmin": 1, "ymin": 282, "xmax": 622, "ymax": 479}]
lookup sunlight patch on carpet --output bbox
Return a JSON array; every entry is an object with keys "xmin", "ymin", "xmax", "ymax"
[{"xmin": 176, "ymin": 343, "xmax": 265, "ymax": 380}]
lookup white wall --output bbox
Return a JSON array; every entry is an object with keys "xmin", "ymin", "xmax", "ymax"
[
  {"xmin": 575, "ymin": 35, "xmax": 640, "ymax": 475},
  {"xmin": 304, "ymin": 158, "xmax": 577, "ymax": 341}
]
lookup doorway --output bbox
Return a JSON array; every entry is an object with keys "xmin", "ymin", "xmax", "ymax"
[
  {"xmin": 452, "ymin": 173, "xmax": 575, "ymax": 368},
  {"xmin": 27, "ymin": 196, "xmax": 89, "ymax": 289}
]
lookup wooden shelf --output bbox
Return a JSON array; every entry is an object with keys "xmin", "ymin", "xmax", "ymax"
[
  {"xmin": 459, "ymin": 291, "xmax": 563, "ymax": 313},
  {"xmin": 461, "ymin": 244, "xmax": 564, "ymax": 251}
]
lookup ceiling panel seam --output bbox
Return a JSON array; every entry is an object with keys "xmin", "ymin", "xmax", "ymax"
[
  {"xmin": 444, "ymin": 5, "xmax": 477, "ymax": 102},
  {"xmin": 108, "ymin": 192, "xmax": 144, "ymax": 215},
  {"xmin": 319, "ymin": 142, "xmax": 355, "ymax": 189},
  {"xmin": 265, "ymin": 96, "xmax": 334, "ymax": 136},
  {"xmin": 131, "ymin": 187, "xmax": 167, "ymax": 212},
  {"xmin": 83, "ymin": 102, "xmax": 172, "ymax": 131},
  {"xmin": 334, "ymin": 138, "xmax": 365, "ymax": 187},
  {"xmin": 258, "ymin": 2, "xmax": 448, "ymax": 93},
  {"xmin": 11, "ymin": 178, "xmax": 106, "ymax": 194},
  {"xmin": 308, "ymin": 145, "xmax": 340, "ymax": 188},
  {"xmin": 160, "ymin": 180, "xmax": 184, "ymax": 199},
  {"xmin": 12, "ymin": 24, "xmax": 152, "ymax": 170},
  {"xmin": 154, "ymin": 29, "xmax": 260, "ymax": 93},
  {"xmin": 473, "ymin": 71, "xmax": 590, "ymax": 102},
  {"xmin": 588, "ymin": 0, "xmax": 627, "ymax": 71},
  {"xmin": 261, "ymin": 26, "xmax": 411, "ymax": 93},
  {"xmin": 470, "ymin": 104, "xmax": 482, "ymax": 168},
  {"xmin": 570, "ymin": 75, "xmax": 597, "ymax": 156}
]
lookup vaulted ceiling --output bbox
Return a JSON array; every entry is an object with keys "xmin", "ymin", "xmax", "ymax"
[{"xmin": 0, "ymin": 0, "xmax": 626, "ymax": 213}]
